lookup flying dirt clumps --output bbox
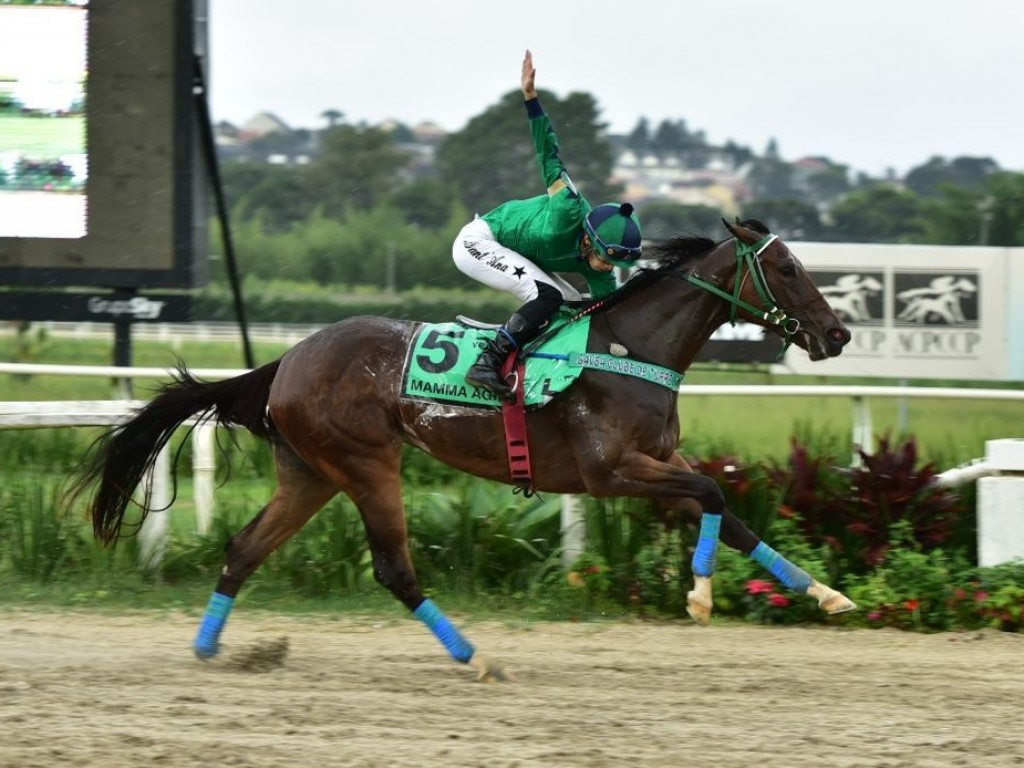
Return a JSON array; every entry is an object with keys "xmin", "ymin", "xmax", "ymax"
[{"xmin": 225, "ymin": 636, "xmax": 289, "ymax": 673}]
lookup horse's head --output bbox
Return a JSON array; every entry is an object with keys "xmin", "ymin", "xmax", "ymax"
[{"xmin": 719, "ymin": 219, "xmax": 851, "ymax": 360}]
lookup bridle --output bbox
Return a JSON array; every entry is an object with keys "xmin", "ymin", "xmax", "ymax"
[{"xmin": 684, "ymin": 233, "xmax": 802, "ymax": 355}]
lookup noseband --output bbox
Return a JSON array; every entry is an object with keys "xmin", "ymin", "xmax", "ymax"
[{"xmin": 684, "ymin": 234, "xmax": 801, "ymax": 355}]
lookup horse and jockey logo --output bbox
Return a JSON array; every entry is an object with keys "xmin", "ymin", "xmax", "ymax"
[
  {"xmin": 816, "ymin": 272, "xmax": 885, "ymax": 324},
  {"xmin": 814, "ymin": 270, "xmax": 979, "ymax": 328},
  {"xmin": 894, "ymin": 274, "xmax": 978, "ymax": 326}
]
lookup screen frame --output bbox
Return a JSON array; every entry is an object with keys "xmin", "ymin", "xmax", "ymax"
[{"xmin": 0, "ymin": 0, "xmax": 206, "ymax": 290}]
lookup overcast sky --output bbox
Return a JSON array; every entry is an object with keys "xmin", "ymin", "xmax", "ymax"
[{"xmin": 207, "ymin": 0, "xmax": 1021, "ymax": 177}]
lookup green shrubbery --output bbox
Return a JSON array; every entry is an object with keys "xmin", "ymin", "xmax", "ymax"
[{"xmin": 1, "ymin": 427, "xmax": 1021, "ymax": 633}]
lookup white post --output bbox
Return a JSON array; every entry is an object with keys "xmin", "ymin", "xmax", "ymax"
[
  {"xmin": 560, "ymin": 495, "xmax": 586, "ymax": 569},
  {"xmin": 138, "ymin": 444, "xmax": 171, "ymax": 571},
  {"xmin": 977, "ymin": 438, "xmax": 1024, "ymax": 567},
  {"xmin": 851, "ymin": 395, "xmax": 874, "ymax": 465},
  {"xmin": 192, "ymin": 422, "xmax": 216, "ymax": 535}
]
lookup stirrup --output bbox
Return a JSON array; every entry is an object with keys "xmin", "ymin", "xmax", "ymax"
[{"xmin": 504, "ymin": 367, "xmax": 520, "ymax": 396}]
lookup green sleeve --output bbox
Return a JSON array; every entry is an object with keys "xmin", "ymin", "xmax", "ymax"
[{"xmin": 526, "ymin": 99, "xmax": 568, "ymax": 189}]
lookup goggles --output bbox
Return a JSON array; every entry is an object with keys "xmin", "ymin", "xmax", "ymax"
[{"xmin": 592, "ymin": 235, "xmax": 643, "ymax": 263}]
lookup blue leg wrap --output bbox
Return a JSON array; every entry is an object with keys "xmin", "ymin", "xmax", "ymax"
[
  {"xmin": 195, "ymin": 592, "xmax": 235, "ymax": 660},
  {"xmin": 414, "ymin": 598, "xmax": 475, "ymax": 663},
  {"xmin": 692, "ymin": 513, "xmax": 722, "ymax": 577},
  {"xmin": 751, "ymin": 541, "xmax": 813, "ymax": 593}
]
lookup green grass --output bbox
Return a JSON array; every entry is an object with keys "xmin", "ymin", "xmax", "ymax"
[{"xmin": 0, "ymin": 114, "xmax": 84, "ymax": 156}]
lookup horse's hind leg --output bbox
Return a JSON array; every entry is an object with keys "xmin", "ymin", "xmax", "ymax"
[
  {"xmin": 195, "ymin": 439, "xmax": 340, "ymax": 659},
  {"xmin": 324, "ymin": 451, "xmax": 508, "ymax": 682}
]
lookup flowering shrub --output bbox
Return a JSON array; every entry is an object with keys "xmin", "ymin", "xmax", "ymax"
[
  {"xmin": 976, "ymin": 586, "xmax": 1024, "ymax": 631},
  {"xmin": 743, "ymin": 579, "xmax": 799, "ymax": 624}
]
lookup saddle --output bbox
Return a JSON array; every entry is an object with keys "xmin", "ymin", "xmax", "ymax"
[{"xmin": 401, "ymin": 311, "xmax": 591, "ymax": 411}]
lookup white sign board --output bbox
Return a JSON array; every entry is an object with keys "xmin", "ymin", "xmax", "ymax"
[{"xmin": 776, "ymin": 244, "xmax": 1024, "ymax": 382}]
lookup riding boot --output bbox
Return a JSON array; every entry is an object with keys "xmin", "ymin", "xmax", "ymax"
[{"xmin": 466, "ymin": 330, "xmax": 517, "ymax": 401}]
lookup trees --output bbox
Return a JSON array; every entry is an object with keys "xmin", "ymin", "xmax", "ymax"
[
  {"xmin": 742, "ymin": 199, "xmax": 827, "ymax": 241},
  {"xmin": 435, "ymin": 88, "xmax": 622, "ymax": 216},
  {"xmin": 625, "ymin": 118, "xmax": 651, "ymax": 154},
  {"xmin": 919, "ymin": 172, "xmax": 1024, "ymax": 246},
  {"xmin": 746, "ymin": 156, "xmax": 796, "ymax": 200},
  {"xmin": 904, "ymin": 156, "xmax": 1000, "ymax": 198},
  {"xmin": 828, "ymin": 185, "xmax": 924, "ymax": 243},
  {"xmin": 305, "ymin": 124, "xmax": 411, "ymax": 216},
  {"xmin": 221, "ymin": 163, "xmax": 319, "ymax": 232},
  {"xmin": 638, "ymin": 201, "xmax": 722, "ymax": 241},
  {"xmin": 981, "ymin": 172, "xmax": 1024, "ymax": 246}
]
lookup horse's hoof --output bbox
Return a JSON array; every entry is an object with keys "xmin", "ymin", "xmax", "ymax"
[
  {"xmin": 468, "ymin": 653, "xmax": 513, "ymax": 683},
  {"xmin": 822, "ymin": 594, "xmax": 858, "ymax": 614},
  {"xmin": 686, "ymin": 575, "xmax": 714, "ymax": 627},
  {"xmin": 194, "ymin": 643, "xmax": 220, "ymax": 661},
  {"xmin": 808, "ymin": 581, "xmax": 857, "ymax": 615},
  {"xmin": 686, "ymin": 592, "xmax": 713, "ymax": 626}
]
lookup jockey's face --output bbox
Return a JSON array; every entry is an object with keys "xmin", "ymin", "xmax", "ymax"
[{"xmin": 582, "ymin": 236, "xmax": 615, "ymax": 273}]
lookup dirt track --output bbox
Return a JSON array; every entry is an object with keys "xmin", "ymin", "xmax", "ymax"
[{"xmin": 1, "ymin": 609, "xmax": 1023, "ymax": 768}]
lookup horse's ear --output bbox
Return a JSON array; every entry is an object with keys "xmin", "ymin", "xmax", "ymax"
[{"xmin": 723, "ymin": 217, "xmax": 753, "ymax": 242}]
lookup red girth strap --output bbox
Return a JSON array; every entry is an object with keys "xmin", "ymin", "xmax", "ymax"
[{"xmin": 500, "ymin": 356, "xmax": 534, "ymax": 495}]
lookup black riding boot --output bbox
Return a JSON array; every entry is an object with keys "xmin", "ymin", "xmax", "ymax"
[
  {"xmin": 466, "ymin": 300, "xmax": 558, "ymax": 401},
  {"xmin": 466, "ymin": 330, "xmax": 517, "ymax": 401}
]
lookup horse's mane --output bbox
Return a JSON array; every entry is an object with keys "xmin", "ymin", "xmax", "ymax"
[{"xmin": 580, "ymin": 219, "xmax": 772, "ymax": 313}]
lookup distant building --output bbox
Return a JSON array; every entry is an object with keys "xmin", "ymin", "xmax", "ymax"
[
  {"xmin": 611, "ymin": 147, "xmax": 750, "ymax": 214},
  {"xmin": 239, "ymin": 112, "xmax": 291, "ymax": 140}
]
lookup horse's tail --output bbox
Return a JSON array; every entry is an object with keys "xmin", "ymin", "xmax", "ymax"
[{"xmin": 67, "ymin": 360, "xmax": 282, "ymax": 545}]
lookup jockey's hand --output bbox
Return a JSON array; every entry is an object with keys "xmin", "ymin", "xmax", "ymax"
[{"xmin": 522, "ymin": 50, "xmax": 538, "ymax": 100}]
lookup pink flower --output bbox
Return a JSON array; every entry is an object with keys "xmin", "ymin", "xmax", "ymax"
[
  {"xmin": 746, "ymin": 579, "xmax": 774, "ymax": 595},
  {"xmin": 768, "ymin": 593, "xmax": 791, "ymax": 608},
  {"xmin": 868, "ymin": 611, "xmax": 883, "ymax": 622},
  {"xmin": 974, "ymin": 591, "xmax": 990, "ymax": 602}
]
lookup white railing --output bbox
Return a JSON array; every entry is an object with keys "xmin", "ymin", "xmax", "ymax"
[{"xmin": 0, "ymin": 320, "xmax": 322, "ymax": 346}]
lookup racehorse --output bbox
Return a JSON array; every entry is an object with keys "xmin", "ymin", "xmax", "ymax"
[{"xmin": 67, "ymin": 219, "xmax": 856, "ymax": 681}]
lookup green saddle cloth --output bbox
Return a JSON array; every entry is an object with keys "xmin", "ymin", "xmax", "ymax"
[{"xmin": 402, "ymin": 314, "xmax": 591, "ymax": 410}]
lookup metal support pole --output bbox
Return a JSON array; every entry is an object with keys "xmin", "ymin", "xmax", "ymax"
[{"xmin": 112, "ymin": 315, "xmax": 133, "ymax": 399}]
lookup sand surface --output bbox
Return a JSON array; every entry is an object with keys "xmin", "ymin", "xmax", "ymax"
[{"xmin": 1, "ymin": 609, "xmax": 1023, "ymax": 767}]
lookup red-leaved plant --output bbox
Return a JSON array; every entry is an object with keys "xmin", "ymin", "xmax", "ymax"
[{"xmin": 770, "ymin": 435, "xmax": 969, "ymax": 581}]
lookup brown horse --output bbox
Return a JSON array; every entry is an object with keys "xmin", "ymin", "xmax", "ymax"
[{"xmin": 68, "ymin": 219, "xmax": 855, "ymax": 681}]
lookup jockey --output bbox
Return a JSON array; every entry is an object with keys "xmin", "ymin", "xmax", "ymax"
[{"xmin": 452, "ymin": 49, "xmax": 643, "ymax": 401}]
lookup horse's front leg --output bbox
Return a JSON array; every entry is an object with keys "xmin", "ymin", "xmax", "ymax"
[
  {"xmin": 657, "ymin": 454, "xmax": 856, "ymax": 622},
  {"xmin": 578, "ymin": 450, "xmax": 728, "ymax": 626}
]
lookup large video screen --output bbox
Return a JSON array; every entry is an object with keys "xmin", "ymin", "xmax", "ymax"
[
  {"xmin": 0, "ymin": 1, "xmax": 87, "ymax": 239},
  {"xmin": 0, "ymin": 0, "xmax": 207, "ymax": 290}
]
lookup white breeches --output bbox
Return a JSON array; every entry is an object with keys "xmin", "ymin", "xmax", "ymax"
[{"xmin": 452, "ymin": 217, "xmax": 583, "ymax": 303}]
